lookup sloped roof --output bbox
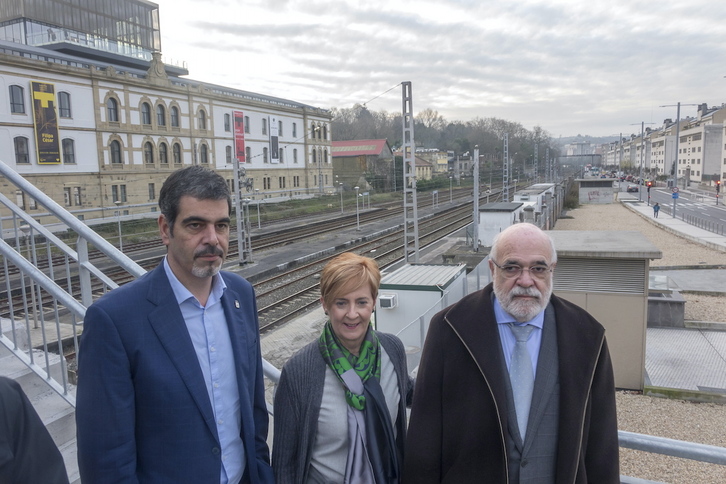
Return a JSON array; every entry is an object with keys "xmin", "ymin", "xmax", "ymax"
[{"xmin": 332, "ymin": 139, "xmax": 389, "ymax": 157}]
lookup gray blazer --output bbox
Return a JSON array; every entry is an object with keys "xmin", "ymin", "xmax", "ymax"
[{"xmin": 272, "ymin": 331, "xmax": 413, "ymax": 484}]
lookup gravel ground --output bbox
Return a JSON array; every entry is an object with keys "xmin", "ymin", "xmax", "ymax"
[{"xmin": 555, "ymin": 202, "xmax": 726, "ymax": 483}]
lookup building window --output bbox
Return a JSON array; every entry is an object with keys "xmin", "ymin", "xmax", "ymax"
[
  {"xmin": 110, "ymin": 140, "xmax": 122, "ymax": 164},
  {"xmin": 323, "ymin": 125, "xmax": 327, "ymax": 140},
  {"xmin": 144, "ymin": 141, "xmax": 154, "ymax": 164},
  {"xmin": 62, "ymin": 138, "xmax": 76, "ymax": 164},
  {"xmin": 64, "ymin": 187, "xmax": 72, "ymax": 206},
  {"xmin": 148, "ymin": 183, "xmax": 156, "ymax": 200},
  {"xmin": 73, "ymin": 187, "xmax": 81, "ymax": 206},
  {"xmin": 120, "ymin": 185, "xmax": 127, "ymax": 202},
  {"xmin": 279, "ymin": 176, "xmax": 286, "ymax": 189},
  {"xmin": 107, "ymin": 98, "xmax": 119, "ymax": 122},
  {"xmin": 198, "ymin": 110, "xmax": 207, "ymax": 130},
  {"xmin": 226, "ymin": 145, "xmax": 232, "ymax": 164},
  {"xmin": 293, "ymin": 122, "xmax": 297, "ymax": 138},
  {"xmin": 171, "ymin": 106, "xmax": 180, "ymax": 127},
  {"xmin": 58, "ymin": 91, "xmax": 71, "ymax": 118},
  {"xmin": 324, "ymin": 149, "xmax": 328, "ymax": 163},
  {"xmin": 244, "ymin": 116, "xmax": 250, "ymax": 133},
  {"xmin": 293, "ymin": 148, "xmax": 298, "ymax": 164},
  {"xmin": 263, "ymin": 147, "xmax": 268, "ymax": 163},
  {"xmin": 173, "ymin": 142, "xmax": 182, "ymax": 164},
  {"xmin": 294, "ymin": 176, "xmax": 300, "ymax": 187},
  {"xmin": 311, "ymin": 124, "xmax": 316, "ymax": 138},
  {"xmin": 159, "ymin": 142, "xmax": 168, "ymax": 164},
  {"xmin": 262, "ymin": 118, "xmax": 267, "ymax": 135},
  {"xmin": 157, "ymin": 104, "xmax": 166, "ymax": 126},
  {"xmin": 141, "ymin": 102, "xmax": 152, "ymax": 125},
  {"xmin": 263, "ymin": 177, "xmax": 271, "ymax": 190},
  {"xmin": 224, "ymin": 113, "xmax": 231, "ymax": 132},
  {"xmin": 14, "ymin": 137, "xmax": 30, "ymax": 164},
  {"xmin": 312, "ymin": 150, "xmax": 316, "ymax": 164},
  {"xmin": 279, "ymin": 149, "xmax": 284, "ymax": 163},
  {"xmin": 279, "ymin": 120, "xmax": 283, "ymax": 136},
  {"xmin": 200, "ymin": 144, "xmax": 208, "ymax": 164},
  {"xmin": 111, "ymin": 185, "xmax": 118, "ymax": 202},
  {"xmin": 245, "ymin": 146, "xmax": 251, "ymax": 163},
  {"xmin": 28, "ymin": 196, "xmax": 37, "ymax": 210},
  {"xmin": 9, "ymin": 85, "xmax": 24, "ymax": 113}
]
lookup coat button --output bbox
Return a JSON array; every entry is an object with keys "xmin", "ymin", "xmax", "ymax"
[
  {"xmin": 212, "ymin": 447, "xmax": 220, "ymax": 455},
  {"xmin": 521, "ymin": 459, "xmax": 528, "ymax": 467}
]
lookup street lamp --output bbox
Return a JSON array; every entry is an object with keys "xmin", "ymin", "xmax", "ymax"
[
  {"xmin": 354, "ymin": 186, "xmax": 360, "ymax": 231},
  {"xmin": 339, "ymin": 182, "xmax": 344, "ymax": 214},
  {"xmin": 449, "ymin": 176, "xmax": 453, "ymax": 203},
  {"xmin": 114, "ymin": 200, "xmax": 123, "ymax": 251},
  {"xmin": 255, "ymin": 188, "xmax": 261, "ymax": 229}
]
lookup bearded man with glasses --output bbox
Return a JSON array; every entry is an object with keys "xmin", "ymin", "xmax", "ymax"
[{"xmin": 403, "ymin": 223, "xmax": 619, "ymax": 484}]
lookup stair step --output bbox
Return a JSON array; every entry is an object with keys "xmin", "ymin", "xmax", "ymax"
[
  {"xmin": 28, "ymin": 387, "xmax": 76, "ymax": 447},
  {"xmin": 58, "ymin": 439, "xmax": 80, "ymax": 484}
]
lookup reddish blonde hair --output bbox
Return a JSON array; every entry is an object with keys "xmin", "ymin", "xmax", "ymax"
[{"xmin": 320, "ymin": 253, "xmax": 380, "ymax": 307}]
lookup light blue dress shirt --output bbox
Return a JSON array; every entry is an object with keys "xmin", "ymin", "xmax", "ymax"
[
  {"xmin": 493, "ymin": 297, "xmax": 545, "ymax": 379},
  {"xmin": 164, "ymin": 258, "xmax": 245, "ymax": 484}
]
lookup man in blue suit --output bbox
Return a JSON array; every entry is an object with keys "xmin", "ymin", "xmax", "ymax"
[{"xmin": 76, "ymin": 166, "xmax": 274, "ymax": 483}]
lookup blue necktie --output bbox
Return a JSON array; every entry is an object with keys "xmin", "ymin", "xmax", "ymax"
[{"xmin": 509, "ymin": 323, "xmax": 535, "ymax": 439}]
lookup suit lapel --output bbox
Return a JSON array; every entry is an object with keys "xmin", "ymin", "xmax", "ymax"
[
  {"xmin": 146, "ymin": 265, "xmax": 218, "ymax": 439},
  {"xmin": 220, "ymin": 279, "xmax": 254, "ymax": 444}
]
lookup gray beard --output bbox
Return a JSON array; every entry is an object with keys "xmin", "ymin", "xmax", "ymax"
[
  {"xmin": 494, "ymin": 284, "xmax": 552, "ymax": 322},
  {"xmin": 191, "ymin": 263, "xmax": 221, "ymax": 278}
]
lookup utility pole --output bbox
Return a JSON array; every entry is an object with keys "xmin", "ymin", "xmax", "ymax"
[
  {"xmin": 503, "ymin": 133, "xmax": 510, "ymax": 202},
  {"xmin": 472, "ymin": 146, "xmax": 480, "ymax": 252},
  {"xmin": 401, "ymin": 81, "xmax": 419, "ymax": 262}
]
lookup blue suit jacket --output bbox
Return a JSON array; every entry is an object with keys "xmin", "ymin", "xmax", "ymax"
[{"xmin": 76, "ymin": 264, "xmax": 274, "ymax": 483}]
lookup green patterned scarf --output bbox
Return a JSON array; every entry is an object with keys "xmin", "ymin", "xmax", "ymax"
[{"xmin": 318, "ymin": 321, "xmax": 381, "ymax": 411}]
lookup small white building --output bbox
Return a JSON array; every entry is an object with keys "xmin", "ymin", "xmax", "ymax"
[{"xmin": 477, "ymin": 202, "xmax": 524, "ymax": 247}]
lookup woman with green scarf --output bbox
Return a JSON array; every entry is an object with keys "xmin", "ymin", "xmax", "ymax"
[{"xmin": 273, "ymin": 252, "xmax": 413, "ymax": 483}]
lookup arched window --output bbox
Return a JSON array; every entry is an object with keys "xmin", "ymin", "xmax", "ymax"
[
  {"xmin": 324, "ymin": 149, "xmax": 328, "ymax": 163},
  {"xmin": 293, "ymin": 148, "xmax": 298, "ymax": 164},
  {"xmin": 159, "ymin": 142, "xmax": 168, "ymax": 164},
  {"xmin": 312, "ymin": 149, "xmax": 316, "ymax": 164},
  {"xmin": 58, "ymin": 92, "xmax": 72, "ymax": 118},
  {"xmin": 107, "ymin": 98, "xmax": 119, "ymax": 122},
  {"xmin": 144, "ymin": 142, "xmax": 154, "ymax": 164},
  {"xmin": 245, "ymin": 146, "xmax": 251, "ymax": 163},
  {"xmin": 278, "ymin": 120, "xmax": 283, "ymax": 136},
  {"xmin": 311, "ymin": 124, "xmax": 316, "ymax": 138},
  {"xmin": 157, "ymin": 104, "xmax": 166, "ymax": 126},
  {"xmin": 323, "ymin": 125, "xmax": 327, "ymax": 140},
  {"xmin": 263, "ymin": 147, "xmax": 268, "ymax": 163},
  {"xmin": 200, "ymin": 144, "xmax": 209, "ymax": 164},
  {"xmin": 173, "ymin": 142, "xmax": 182, "ymax": 164},
  {"xmin": 262, "ymin": 118, "xmax": 267, "ymax": 135},
  {"xmin": 224, "ymin": 113, "xmax": 231, "ymax": 132},
  {"xmin": 171, "ymin": 106, "xmax": 180, "ymax": 127},
  {"xmin": 9, "ymin": 85, "xmax": 25, "ymax": 113},
  {"xmin": 14, "ymin": 137, "xmax": 29, "ymax": 163},
  {"xmin": 110, "ymin": 140, "xmax": 122, "ymax": 164},
  {"xmin": 141, "ymin": 102, "xmax": 152, "ymax": 125},
  {"xmin": 226, "ymin": 145, "xmax": 232, "ymax": 164},
  {"xmin": 244, "ymin": 116, "xmax": 250, "ymax": 133},
  {"xmin": 198, "ymin": 110, "xmax": 207, "ymax": 130},
  {"xmin": 279, "ymin": 149, "xmax": 284, "ymax": 163},
  {"xmin": 62, "ymin": 139, "xmax": 76, "ymax": 164}
]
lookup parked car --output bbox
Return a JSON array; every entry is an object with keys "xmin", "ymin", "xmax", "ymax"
[{"xmin": 626, "ymin": 184, "xmax": 639, "ymax": 193}]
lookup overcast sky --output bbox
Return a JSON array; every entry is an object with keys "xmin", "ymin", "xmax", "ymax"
[{"xmin": 154, "ymin": 0, "xmax": 726, "ymax": 139}]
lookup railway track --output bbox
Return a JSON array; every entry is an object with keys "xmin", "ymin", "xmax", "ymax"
[{"xmin": 2, "ymin": 187, "xmax": 494, "ymax": 323}]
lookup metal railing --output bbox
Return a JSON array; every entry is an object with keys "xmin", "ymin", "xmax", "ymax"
[
  {"xmin": 658, "ymin": 197, "xmax": 726, "ymax": 236},
  {"xmin": 0, "ymin": 159, "xmax": 145, "ymax": 405}
]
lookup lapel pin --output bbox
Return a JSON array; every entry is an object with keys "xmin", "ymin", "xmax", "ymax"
[{"xmin": 234, "ymin": 300, "xmax": 240, "ymax": 309}]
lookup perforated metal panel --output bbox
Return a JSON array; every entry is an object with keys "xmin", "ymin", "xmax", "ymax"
[{"xmin": 553, "ymin": 257, "xmax": 646, "ymax": 294}]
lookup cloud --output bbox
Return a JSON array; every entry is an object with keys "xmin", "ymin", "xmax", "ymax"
[{"xmin": 155, "ymin": 0, "xmax": 726, "ymax": 136}]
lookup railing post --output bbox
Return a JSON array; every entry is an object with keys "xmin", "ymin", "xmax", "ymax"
[{"xmin": 76, "ymin": 236, "xmax": 94, "ymax": 308}]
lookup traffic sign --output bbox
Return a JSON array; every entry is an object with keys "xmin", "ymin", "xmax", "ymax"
[
  {"xmin": 671, "ymin": 187, "xmax": 679, "ymax": 193},
  {"xmin": 672, "ymin": 192, "xmax": 679, "ymax": 199}
]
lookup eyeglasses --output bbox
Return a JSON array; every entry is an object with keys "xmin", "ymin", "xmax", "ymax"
[{"xmin": 491, "ymin": 260, "xmax": 553, "ymax": 279}]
